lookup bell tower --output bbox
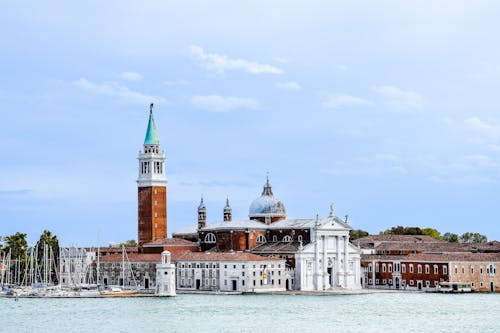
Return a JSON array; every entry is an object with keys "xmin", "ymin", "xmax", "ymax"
[{"xmin": 137, "ymin": 103, "xmax": 167, "ymax": 248}]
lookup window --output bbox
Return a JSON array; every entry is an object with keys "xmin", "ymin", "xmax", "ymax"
[
  {"xmin": 298, "ymin": 235, "xmax": 303, "ymax": 242},
  {"xmin": 382, "ymin": 264, "xmax": 386, "ymax": 273},
  {"xmin": 410, "ymin": 280, "xmax": 414, "ymax": 286},
  {"xmin": 434, "ymin": 265, "xmax": 438, "ymax": 274},
  {"xmin": 480, "ymin": 266, "xmax": 483, "ymax": 274},
  {"xmin": 454, "ymin": 266, "xmax": 458, "ymax": 274},
  {"xmin": 443, "ymin": 265, "xmax": 447, "ymax": 275},
  {"xmin": 426, "ymin": 281, "xmax": 430, "ymax": 287},
  {"xmin": 425, "ymin": 265, "xmax": 430, "ymax": 274},
  {"xmin": 375, "ymin": 264, "xmax": 380, "ymax": 273},
  {"xmin": 256, "ymin": 235, "xmax": 266, "ymax": 244},
  {"xmin": 470, "ymin": 266, "xmax": 474, "ymax": 274},
  {"xmin": 382, "ymin": 279, "xmax": 387, "ymax": 284},
  {"xmin": 402, "ymin": 264, "xmax": 406, "ymax": 273},
  {"xmin": 388, "ymin": 264, "xmax": 392, "ymax": 273},
  {"xmin": 418, "ymin": 265, "xmax": 422, "ymax": 274},
  {"xmin": 282, "ymin": 235, "xmax": 292, "ymax": 242},
  {"xmin": 368, "ymin": 264, "xmax": 372, "ymax": 272},
  {"xmin": 204, "ymin": 233, "xmax": 216, "ymax": 243},
  {"xmin": 409, "ymin": 264, "xmax": 414, "ymax": 273},
  {"xmin": 461, "ymin": 266, "xmax": 465, "ymax": 274},
  {"xmin": 272, "ymin": 235, "xmax": 277, "ymax": 242}
]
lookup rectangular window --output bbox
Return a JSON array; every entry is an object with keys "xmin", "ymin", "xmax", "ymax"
[
  {"xmin": 471, "ymin": 266, "xmax": 474, "ymax": 274},
  {"xmin": 388, "ymin": 265, "xmax": 392, "ymax": 273},
  {"xmin": 454, "ymin": 266, "xmax": 458, "ymax": 274},
  {"xmin": 434, "ymin": 266, "xmax": 438, "ymax": 274},
  {"xmin": 402, "ymin": 264, "xmax": 406, "ymax": 273},
  {"xmin": 418, "ymin": 265, "xmax": 422, "ymax": 274},
  {"xmin": 425, "ymin": 265, "xmax": 429, "ymax": 274},
  {"xmin": 410, "ymin": 265, "xmax": 414, "ymax": 273},
  {"xmin": 462, "ymin": 266, "xmax": 465, "ymax": 274},
  {"xmin": 443, "ymin": 266, "xmax": 447, "ymax": 274}
]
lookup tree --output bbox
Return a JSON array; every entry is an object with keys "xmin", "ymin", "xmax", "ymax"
[
  {"xmin": 119, "ymin": 239, "xmax": 137, "ymax": 247},
  {"xmin": 35, "ymin": 230, "xmax": 60, "ymax": 284},
  {"xmin": 4, "ymin": 232, "xmax": 28, "ymax": 260},
  {"xmin": 421, "ymin": 228, "xmax": 442, "ymax": 240},
  {"xmin": 350, "ymin": 229, "xmax": 369, "ymax": 241},
  {"xmin": 459, "ymin": 232, "xmax": 487, "ymax": 243},
  {"xmin": 443, "ymin": 232, "xmax": 459, "ymax": 243}
]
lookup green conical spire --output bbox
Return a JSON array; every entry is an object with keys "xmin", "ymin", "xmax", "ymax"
[{"xmin": 144, "ymin": 103, "xmax": 160, "ymax": 145}]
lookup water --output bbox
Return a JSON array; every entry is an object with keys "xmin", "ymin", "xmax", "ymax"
[{"xmin": 2, "ymin": 293, "xmax": 499, "ymax": 333}]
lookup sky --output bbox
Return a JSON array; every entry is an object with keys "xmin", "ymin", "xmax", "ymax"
[{"xmin": 1, "ymin": 1, "xmax": 500, "ymax": 245}]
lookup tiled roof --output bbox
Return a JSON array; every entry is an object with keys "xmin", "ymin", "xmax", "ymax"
[
  {"xmin": 361, "ymin": 252, "xmax": 500, "ymax": 262},
  {"xmin": 142, "ymin": 238, "xmax": 198, "ymax": 247},
  {"xmin": 174, "ymin": 216, "xmax": 350, "ymax": 233},
  {"xmin": 100, "ymin": 253, "xmax": 162, "ymax": 262},
  {"xmin": 174, "ymin": 251, "xmax": 282, "ymax": 262},
  {"xmin": 251, "ymin": 242, "xmax": 301, "ymax": 253},
  {"xmin": 100, "ymin": 250, "xmax": 281, "ymax": 263},
  {"xmin": 356, "ymin": 235, "xmax": 445, "ymax": 243},
  {"xmin": 371, "ymin": 242, "xmax": 500, "ymax": 253}
]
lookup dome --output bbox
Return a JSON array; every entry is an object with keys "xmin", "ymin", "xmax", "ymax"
[{"xmin": 249, "ymin": 177, "xmax": 286, "ymax": 219}]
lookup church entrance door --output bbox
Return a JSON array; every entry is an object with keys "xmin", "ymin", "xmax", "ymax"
[
  {"xmin": 232, "ymin": 280, "xmax": 237, "ymax": 291},
  {"xmin": 196, "ymin": 279, "xmax": 201, "ymax": 290}
]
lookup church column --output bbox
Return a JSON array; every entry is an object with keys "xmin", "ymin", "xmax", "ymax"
[
  {"xmin": 335, "ymin": 235, "xmax": 340, "ymax": 287},
  {"xmin": 343, "ymin": 235, "xmax": 348, "ymax": 288},
  {"xmin": 322, "ymin": 235, "xmax": 327, "ymax": 290},
  {"xmin": 314, "ymin": 235, "xmax": 320, "ymax": 290}
]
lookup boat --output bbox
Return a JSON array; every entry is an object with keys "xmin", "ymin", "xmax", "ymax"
[
  {"xmin": 100, "ymin": 287, "xmax": 137, "ymax": 297},
  {"xmin": 438, "ymin": 282, "xmax": 472, "ymax": 293}
]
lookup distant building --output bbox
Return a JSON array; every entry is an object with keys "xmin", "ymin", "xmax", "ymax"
[
  {"xmin": 175, "ymin": 252, "xmax": 290, "ymax": 292},
  {"xmin": 357, "ymin": 235, "xmax": 500, "ymax": 292}
]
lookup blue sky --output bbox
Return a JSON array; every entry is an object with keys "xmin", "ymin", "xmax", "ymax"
[{"xmin": 1, "ymin": 1, "xmax": 500, "ymax": 245}]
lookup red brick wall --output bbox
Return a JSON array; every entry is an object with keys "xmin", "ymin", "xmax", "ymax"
[{"xmin": 138, "ymin": 186, "xmax": 167, "ymax": 246}]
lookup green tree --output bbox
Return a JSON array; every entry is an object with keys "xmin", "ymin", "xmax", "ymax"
[
  {"xmin": 4, "ymin": 232, "xmax": 28, "ymax": 260},
  {"xmin": 443, "ymin": 232, "xmax": 459, "ymax": 243},
  {"xmin": 459, "ymin": 232, "xmax": 488, "ymax": 243},
  {"xmin": 119, "ymin": 239, "xmax": 137, "ymax": 247},
  {"xmin": 421, "ymin": 228, "xmax": 442, "ymax": 240},
  {"xmin": 349, "ymin": 229, "xmax": 369, "ymax": 241},
  {"xmin": 35, "ymin": 230, "xmax": 60, "ymax": 284}
]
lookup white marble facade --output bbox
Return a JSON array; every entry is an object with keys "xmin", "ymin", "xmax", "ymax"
[{"xmin": 295, "ymin": 215, "xmax": 361, "ymax": 290}]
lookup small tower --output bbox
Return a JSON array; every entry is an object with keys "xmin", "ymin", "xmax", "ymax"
[
  {"xmin": 155, "ymin": 250, "xmax": 176, "ymax": 297},
  {"xmin": 198, "ymin": 196, "xmax": 207, "ymax": 229},
  {"xmin": 137, "ymin": 103, "xmax": 167, "ymax": 248},
  {"xmin": 223, "ymin": 196, "xmax": 232, "ymax": 222}
]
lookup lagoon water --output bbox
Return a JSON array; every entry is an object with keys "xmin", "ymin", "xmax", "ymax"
[{"xmin": 2, "ymin": 293, "xmax": 499, "ymax": 333}]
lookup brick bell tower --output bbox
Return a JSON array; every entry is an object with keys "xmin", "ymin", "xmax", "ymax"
[{"xmin": 137, "ymin": 103, "xmax": 167, "ymax": 249}]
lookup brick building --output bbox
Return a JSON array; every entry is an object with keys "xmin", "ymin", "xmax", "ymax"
[{"xmin": 358, "ymin": 235, "xmax": 500, "ymax": 292}]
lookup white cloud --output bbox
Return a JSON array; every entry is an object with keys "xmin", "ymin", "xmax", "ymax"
[
  {"xmin": 163, "ymin": 79, "xmax": 189, "ymax": 86},
  {"xmin": 189, "ymin": 45, "xmax": 283, "ymax": 75},
  {"xmin": 74, "ymin": 78, "xmax": 165, "ymax": 104},
  {"xmin": 464, "ymin": 117, "xmax": 500, "ymax": 139},
  {"xmin": 118, "ymin": 71, "xmax": 143, "ymax": 81},
  {"xmin": 275, "ymin": 81, "xmax": 301, "ymax": 91},
  {"xmin": 191, "ymin": 95, "xmax": 259, "ymax": 112},
  {"xmin": 373, "ymin": 85, "xmax": 424, "ymax": 111},
  {"xmin": 323, "ymin": 94, "xmax": 373, "ymax": 110}
]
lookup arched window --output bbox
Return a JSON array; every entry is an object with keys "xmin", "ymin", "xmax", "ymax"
[
  {"xmin": 282, "ymin": 235, "xmax": 292, "ymax": 242},
  {"xmin": 298, "ymin": 235, "xmax": 303, "ymax": 243},
  {"xmin": 204, "ymin": 233, "xmax": 216, "ymax": 243},
  {"xmin": 256, "ymin": 235, "xmax": 266, "ymax": 244}
]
